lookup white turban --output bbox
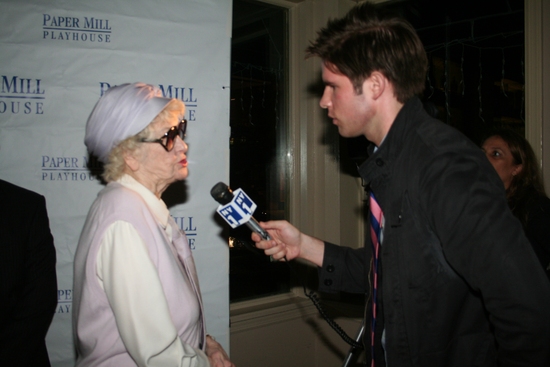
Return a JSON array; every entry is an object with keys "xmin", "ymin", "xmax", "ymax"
[{"xmin": 85, "ymin": 82, "xmax": 172, "ymax": 163}]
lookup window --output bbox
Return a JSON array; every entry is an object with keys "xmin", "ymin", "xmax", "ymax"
[
  {"xmin": 229, "ymin": 0, "xmax": 290, "ymax": 302},
  {"xmin": 379, "ymin": 0, "xmax": 525, "ymax": 142}
]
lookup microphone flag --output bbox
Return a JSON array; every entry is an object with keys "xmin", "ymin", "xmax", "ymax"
[{"xmin": 215, "ymin": 188, "xmax": 257, "ymax": 228}]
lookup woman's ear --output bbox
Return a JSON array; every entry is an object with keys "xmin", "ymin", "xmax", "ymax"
[
  {"xmin": 123, "ymin": 150, "xmax": 141, "ymax": 172},
  {"xmin": 512, "ymin": 164, "xmax": 523, "ymax": 177}
]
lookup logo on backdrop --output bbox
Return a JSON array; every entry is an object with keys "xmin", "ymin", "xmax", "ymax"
[
  {"xmin": 173, "ymin": 216, "xmax": 198, "ymax": 250},
  {"xmin": 99, "ymin": 82, "xmax": 198, "ymax": 121},
  {"xmin": 0, "ymin": 76, "xmax": 45, "ymax": 115},
  {"xmin": 41, "ymin": 155, "xmax": 102, "ymax": 181},
  {"xmin": 42, "ymin": 14, "xmax": 112, "ymax": 43},
  {"xmin": 57, "ymin": 288, "xmax": 72, "ymax": 314}
]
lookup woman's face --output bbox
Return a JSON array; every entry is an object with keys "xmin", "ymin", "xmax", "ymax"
[
  {"xmin": 130, "ymin": 115, "xmax": 188, "ymax": 195},
  {"xmin": 482, "ymin": 135, "xmax": 522, "ymax": 190}
]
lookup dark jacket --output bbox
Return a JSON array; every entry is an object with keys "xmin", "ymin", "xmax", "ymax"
[
  {"xmin": 0, "ymin": 179, "xmax": 57, "ymax": 366},
  {"xmin": 318, "ymin": 97, "xmax": 550, "ymax": 366},
  {"xmin": 524, "ymin": 193, "xmax": 550, "ymax": 280}
]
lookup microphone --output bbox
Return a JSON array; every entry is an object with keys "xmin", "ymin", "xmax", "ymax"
[{"xmin": 210, "ymin": 182, "xmax": 271, "ymax": 241}]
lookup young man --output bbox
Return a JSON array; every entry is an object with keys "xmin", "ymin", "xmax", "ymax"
[{"xmin": 252, "ymin": 2, "xmax": 550, "ymax": 366}]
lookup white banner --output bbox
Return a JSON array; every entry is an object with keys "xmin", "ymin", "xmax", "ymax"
[{"xmin": 0, "ymin": 0, "xmax": 232, "ymax": 365}]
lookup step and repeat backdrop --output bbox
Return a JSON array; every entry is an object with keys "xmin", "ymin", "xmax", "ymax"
[{"xmin": 0, "ymin": 0, "xmax": 232, "ymax": 365}]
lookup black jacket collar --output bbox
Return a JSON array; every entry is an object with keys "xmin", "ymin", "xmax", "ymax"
[{"xmin": 358, "ymin": 96, "xmax": 426, "ymax": 188}]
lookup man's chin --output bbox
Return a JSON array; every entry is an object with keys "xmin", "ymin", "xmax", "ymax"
[{"xmin": 337, "ymin": 128, "xmax": 360, "ymax": 139}]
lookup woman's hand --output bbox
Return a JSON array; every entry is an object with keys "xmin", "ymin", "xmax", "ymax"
[{"xmin": 205, "ymin": 335, "xmax": 235, "ymax": 367}]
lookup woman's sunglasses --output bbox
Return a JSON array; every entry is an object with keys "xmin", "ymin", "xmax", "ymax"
[{"xmin": 140, "ymin": 119, "xmax": 187, "ymax": 152}]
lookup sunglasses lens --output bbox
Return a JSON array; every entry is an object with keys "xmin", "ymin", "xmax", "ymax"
[
  {"xmin": 166, "ymin": 129, "xmax": 177, "ymax": 151},
  {"xmin": 164, "ymin": 120, "xmax": 186, "ymax": 151}
]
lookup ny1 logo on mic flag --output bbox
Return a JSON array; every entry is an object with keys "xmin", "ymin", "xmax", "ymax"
[{"xmin": 216, "ymin": 188, "xmax": 257, "ymax": 228}]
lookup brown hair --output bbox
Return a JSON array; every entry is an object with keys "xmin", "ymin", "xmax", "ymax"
[
  {"xmin": 482, "ymin": 128, "xmax": 546, "ymax": 227},
  {"xmin": 306, "ymin": 1, "xmax": 427, "ymax": 103}
]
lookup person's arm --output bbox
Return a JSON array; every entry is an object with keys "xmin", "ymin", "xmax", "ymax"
[
  {"xmin": 98, "ymin": 221, "xmax": 210, "ymax": 367},
  {"xmin": 251, "ymin": 220, "xmax": 325, "ymax": 266},
  {"xmin": 21, "ymin": 195, "xmax": 57, "ymax": 335},
  {"xmin": 3, "ymin": 195, "xmax": 57, "ymax": 363},
  {"xmin": 252, "ymin": 220, "xmax": 369, "ymax": 293},
  {"xmin": 205, "ymin": 335, "xmax": 235, "ymax": 367},
  {"xmin": 318, "ymin": 242, "xmax": 369, "ymax": 294}
]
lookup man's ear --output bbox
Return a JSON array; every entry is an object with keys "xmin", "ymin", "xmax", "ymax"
[{"xmin": 365, "ymin": 71, "xmax": 387, "ymax": 100}]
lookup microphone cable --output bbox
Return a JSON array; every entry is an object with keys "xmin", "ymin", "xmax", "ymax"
[
  {"xmin": 282, "ymin": 256, "xmax": 364, "ymax": 350},
  {"xmin": 210, "ymin": 181, "xmax": 365, "ymax": 350}
]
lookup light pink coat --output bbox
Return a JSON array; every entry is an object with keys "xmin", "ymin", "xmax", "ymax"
[{"xmin": 73, "ymin": 182, "xmax": 207, "ymax": 366}]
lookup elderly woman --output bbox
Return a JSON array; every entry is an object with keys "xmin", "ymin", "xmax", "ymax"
[
  {"xmin": 73, "ymin": 83, "xmax": 234, "ymax": 367},
  {"xmin": 482, "ymin": 128, "xmax": 550, "ymax": 281}
]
